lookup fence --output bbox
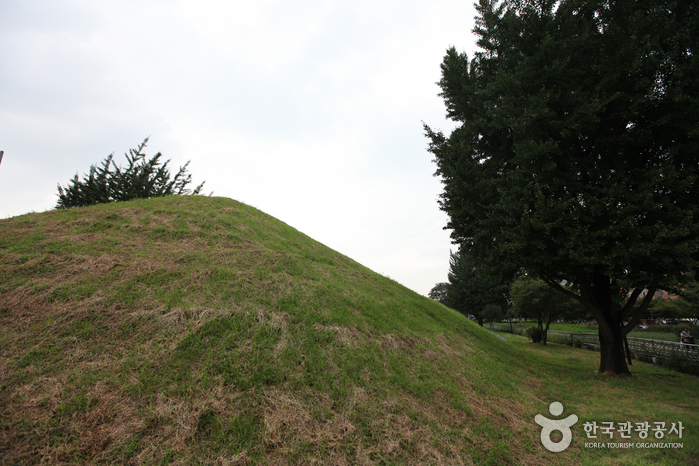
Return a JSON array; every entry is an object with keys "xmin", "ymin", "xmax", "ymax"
[{"xmin": 485, "ymin": 323, "xmax": 699, "ymax": 364}]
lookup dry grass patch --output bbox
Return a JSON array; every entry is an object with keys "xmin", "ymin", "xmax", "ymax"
[{"xmin": 313, "ymin": 324, "xmax": 363, "ymax": 348}]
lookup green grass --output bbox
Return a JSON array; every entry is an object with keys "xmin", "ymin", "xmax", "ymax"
[
  {"xmin": 511, "ymin": 322, "xmax": 686, "ymax": 343},
  {"xmin": 627, "ymin": 332, "xmax": 685, "ymax": 343},
  {"xmin": 1, "ymin": 196, "xmax": 697, "ymax": 465}
]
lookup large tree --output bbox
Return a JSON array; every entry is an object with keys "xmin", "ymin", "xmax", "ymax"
[{"xmin": 425, "ymin": 0, "xmax": 699, "ymax": 374}]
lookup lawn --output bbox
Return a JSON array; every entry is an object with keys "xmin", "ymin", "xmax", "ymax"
[
  {"xmin": 507, "ymin": 321, "xmax": 685, "ymax": 343},
  {"xmin": 488, "ymin": 330, "xmax": 698, "ymax": 465}
]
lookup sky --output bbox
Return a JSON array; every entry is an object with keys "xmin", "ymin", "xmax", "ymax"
[{"xmin": 0, "ymin": 0, "xmax": 479, "ymax": 296}]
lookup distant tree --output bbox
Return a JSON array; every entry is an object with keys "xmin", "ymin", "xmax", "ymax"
[
  {"xmin": 678, "ymin": 280, "xmax": 699, "ymax": 325},
  {"xmin": 425, "ymin": 0, "xmax": 699, "ymax": 374},
  {"xmin": 511, "ymin": 277, "xmax": 584, "ymax": 345},
  {"xmin": 643, "ymin": 279, "xmax": 699, "ymax": 324},
  {"xmin": 428, "ymin": 282, "xmax": 450, "ymax": 305},
  {"xmin": 482, "ymin": 303, "xmax": 505, "ymax": 324},
  {"xmin": 444, "ymin": 247, "xmax": 510, "ymax": 326},
  {"xmin": 56, "ymin": 138, "xmax": 204, "ymax": 208},
  {"xmin": 646, "ymin": 297, "xmax": 690, "ymax": 321}
]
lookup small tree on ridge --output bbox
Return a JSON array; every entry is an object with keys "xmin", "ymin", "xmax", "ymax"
[{"xmin": 57, "ymin": 138, "xmax": 204, "ymax": 208}]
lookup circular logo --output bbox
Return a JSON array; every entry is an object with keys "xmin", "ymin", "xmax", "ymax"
[{"xmin": 534, "ymin": 402, "xmax": 578, "ymax": 453}]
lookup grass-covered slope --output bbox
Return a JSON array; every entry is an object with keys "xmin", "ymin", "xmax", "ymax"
[{"xmin": 0, "ymin": 196, "xmax": 696, "ymax": 465}]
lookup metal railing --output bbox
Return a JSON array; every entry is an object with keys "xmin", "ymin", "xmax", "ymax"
[{"xmin": 485, "ymin": 323, "xmax": 699, "ymax": 363}]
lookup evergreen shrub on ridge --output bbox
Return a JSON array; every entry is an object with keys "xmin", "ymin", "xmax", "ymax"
[{"xmin": 56, "ymin": 138, "xmax": 205, "ymax": 208}]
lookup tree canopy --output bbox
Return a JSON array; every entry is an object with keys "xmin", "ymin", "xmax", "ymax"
[
  {"xmin": 57, "ymin": 138, "xmax": 205, "ymax": 209},
  {"xmin": 645, "ymin": 279, "xmax": 699, "ymax": 323},
  {"xmin": 425, "ymin": 0, "xmax": 698, "ymax": 373},
  {"xmin": 442, "ymin": 247, "xmax": 511, "ymax": 326},
  {"xmin": 428, "ymin": 282, "xmax": 450, "ymax": 305},
  {"xmin": 511, "ymin": 277, "xmax": 586, "ymax": 344}
]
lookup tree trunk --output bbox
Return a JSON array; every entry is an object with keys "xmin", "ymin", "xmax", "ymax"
[
  {"xmin": 552, "ymin": 269, "xmax": 657, "ymax": 375},
  {"xmin": 598, "ymin": 319, "xmax": 629, "ymax": 374},
  {"xmin": 591, "ymin": 271, "xmax": 630, "ymax": 374},
  {"xmin": 542, "ymin": 317, "xmax": 552, "ymax": 346},
  {"xmin": 477, "ymin": 315, "xmax": 484, "ymax": 327}
]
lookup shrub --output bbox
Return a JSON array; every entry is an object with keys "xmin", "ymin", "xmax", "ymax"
[
  {"xmin": 56, "ymin": 138, "xmax": 205, "ymax": 208},
  {"xmin": 526, "ymin": 327, "xmax": 543, "ymax": 343}
]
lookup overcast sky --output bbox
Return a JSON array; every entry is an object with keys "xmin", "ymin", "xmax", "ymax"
[{"xmin": 0, "ymin": 0, "xmax": 478, "ymax": 296}]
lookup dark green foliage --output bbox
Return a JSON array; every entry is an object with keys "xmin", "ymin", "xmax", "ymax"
[
  {"xmin": 482, "ymin": 303, "xmax": 505, "ymax": 323},
  {"xmin": 442, "ymin": 247, "xmax": 511, "ymax": 326},
  {"xmin": 647, "ymin": 297, "xmax": 691, "ymax": 320},
  {"xmin": 428, "ymin": 282, "xmax": 449, "ymax": 305},
  {"xmin": 56, "ymin": 138, "xmax": 204, "ymax": 208},
  {"xmin": 526, "ymin": 327, "xmax": 543, "ymax": 343},
  {"xmin": 645, "ymin": 279, "xmax": 699, "ymax": 322},
  {"xmin": 425, "ymin": 0, "xmax": 699, "ymax": 373},
  {"xmin": 511, "ymin": 277, "xmax": 586, "ymax": 344},
  {"xmin": 678, "ymin": 279, "xmax": 699, "ymax": 324}
]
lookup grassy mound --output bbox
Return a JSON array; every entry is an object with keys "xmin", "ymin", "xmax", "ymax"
[{"xmin": 1, "ymin": 196, "xmax": 696, "ymax": 465}]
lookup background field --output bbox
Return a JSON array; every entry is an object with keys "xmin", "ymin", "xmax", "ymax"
[{"xmin": 508, "ymin": 322, "xmax": 687, "ymax": 343}]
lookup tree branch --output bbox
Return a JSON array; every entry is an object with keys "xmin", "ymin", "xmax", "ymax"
[
  {"xmin": 623, "ymin": 285, "xmax": 658, "ymax": 337},
  {"xmin": 542, "ymin": 276, "xmax": 581, "ymax": 301},
  {"xmin": 620, "ymin": 287, "xmax": 643, "ymax": 317}
]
